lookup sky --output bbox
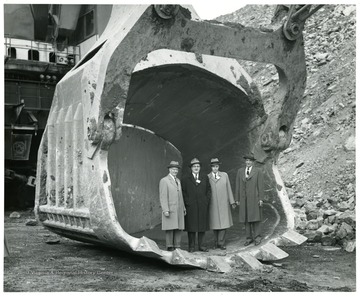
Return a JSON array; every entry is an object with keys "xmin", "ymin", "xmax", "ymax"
[{"xmin": 191, "ymin": 1, "xmax": 246, "ymax": 20}]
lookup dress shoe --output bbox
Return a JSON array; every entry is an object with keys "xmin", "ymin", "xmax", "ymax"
[
  {"xmin": 167, "ymin": 247, "xmax": 175, "ymax": 251},
  {"xmin": 188, "ymin": 248, "xmax": 195, "ymax": 253},
  {"xmin": 199, "ymin": 247, "xmax": 209, "ymax": 252},
  {"xmin": 254, "ymin": 237, "xmax": 262, "ymax": 246},
  {"xmin": 244, "ymin": 239, "xmax": 253, "ymax": 246},
  {"xmin": 218, "ymin": 246, "xmax": 226, "ymax": 250}
]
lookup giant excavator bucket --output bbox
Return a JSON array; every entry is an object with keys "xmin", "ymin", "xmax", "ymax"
[{"xmin": 35, "ymin": 5, "xmax": 310, "ymax": 272}]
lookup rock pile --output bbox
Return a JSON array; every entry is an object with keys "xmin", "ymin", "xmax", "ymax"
[
  {"xmin": 283, "ymin": 148, "xmax": 355, "ymax": 251},
  {"xmin": 216, "ymin": 4, "xmax": 275, "ymax": 27}
]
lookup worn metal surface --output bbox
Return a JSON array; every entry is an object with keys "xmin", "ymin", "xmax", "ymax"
[
  {"xmin": 35, "ymin": 5, "xmax": 309, "ymax": 272},
  {"xmin": 282, "ymin": 5, "xmax": 324, "ymax": 40}
]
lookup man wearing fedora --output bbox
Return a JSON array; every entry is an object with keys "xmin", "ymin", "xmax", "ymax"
[
  {"xmin": 181, "ymin": 158, "xmax": 211, "ymax": 252},
  {"xmin": 208, "ymin": 158, "xmax": 237, "ymax": 250},
  {"xmin": 159, "ymin": 160, "xmax": 186, "ymax": 251},
  {"xmin": 235, "ymin": 153, "xmax": 265, "ymax": 246}
]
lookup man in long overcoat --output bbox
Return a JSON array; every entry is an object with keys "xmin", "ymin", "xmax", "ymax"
[
  {"xmin": 235, "ymin": 153, "xmax": 264, "ymax": 246},
  {"xmin": 208, "ymin": 158, "xmax": 237, "ymax": 250},
  {"xmin": 181, "ymin": 158, "xmax": 211, "ymax": 252},
  {"xmin": 159, "ymin": 160, "xmax": 186, "ymax": 251}
]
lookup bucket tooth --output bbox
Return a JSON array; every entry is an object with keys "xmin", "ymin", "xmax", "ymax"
[
  {"xmin": 235, "ymin": 253, "xmax": 263, "ymax": 270},
  {"xmin": 171, "ymin": 249, "xmax": 188, "ymax": 265},
  {"xmin": 182, "ymin": 252, "xmax": 208, "ymax": 269},
  {"xmin": 170, "ymin": 249, "xmax": 201, "ymax": 268},
  {"xmin": 134, "ymin": 237, "xmax": 162, "ymax": 256},
  {"xmin": 206, "ymin": 256, "xmax": 232, "ymax": 273},
  {"xmin": 254, "ymin": 242, "xmax": 289, "ymax": 261},
  {"xmin": 278, "ymin": 229, "xmax": 308, "ymax": 246}
]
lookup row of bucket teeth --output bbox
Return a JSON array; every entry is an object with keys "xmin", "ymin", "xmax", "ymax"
[{"xmin": 132, "ymin": 230, "xmax": 307, "ymax": 273}]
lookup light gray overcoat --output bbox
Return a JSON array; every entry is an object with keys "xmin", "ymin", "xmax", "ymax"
[
  {"xmin": 208, "ymin": 171, "xmax": 235, "ymax": 230},
  {"xmin": 159, "ymin": 174, "xmax": 185, "ymax": 230}
]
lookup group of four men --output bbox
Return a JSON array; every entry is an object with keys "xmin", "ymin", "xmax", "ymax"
[{"xmin": 159, "ymin": 154, "xmax": 265, "ymax": 252}]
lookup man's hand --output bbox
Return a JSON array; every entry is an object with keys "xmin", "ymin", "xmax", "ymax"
[
  {"xmin": 184, "ymin": 208, "xmax": 187, "ymax": 216},
  {"xmin": 231, "ymin": 203, "xmax": 237, "ymax": 209},
  {"xmin": 164, "ymin": 211, "xmax": 170, "ymax": 217},
  {"xmin": 259, "ymin": 200, "xmax": 263, "ymax": 207}
]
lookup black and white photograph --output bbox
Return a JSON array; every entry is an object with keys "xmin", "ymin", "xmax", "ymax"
[{"xmin": 2, "ymin": 0, "xmax": 357, "ymax": 293}]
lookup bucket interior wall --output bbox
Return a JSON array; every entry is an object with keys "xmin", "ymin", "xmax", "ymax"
[
  {"xmin": 108, "ymin": 126, "xmax": 182, "ymax": 234},
  {"xmin": 108, "ymin": 64, "xmax": 261, "ymax": 234}
]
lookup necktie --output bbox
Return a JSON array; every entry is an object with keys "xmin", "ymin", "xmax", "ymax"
[
  {"xmin": 246, "ymin": 167, "xmax": 250, "ymax": 176},
  {"xmin": 215, "ymin": 173, "xmax": 217, "ymax": 179}
]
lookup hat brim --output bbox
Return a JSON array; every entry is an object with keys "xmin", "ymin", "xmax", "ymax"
[
  {"xmin": 189, "ymin": 162, "xmax": 201, "ymax": 167},
  {"xmin": 168, "ymin": 165, "xmax": 181, "ymax": 169},
  {"xmin": 210, "ymin": 162, "xmax": 221, "ymax": 166},
  {"xmin": 243, "ymin": 156, "xmax": 255, "ymax": 161}
]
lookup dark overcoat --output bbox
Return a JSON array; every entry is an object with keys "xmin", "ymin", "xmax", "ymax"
[
  {"xmin": 159, "ymin": 174, "xmax": 185, "ymax": 230},
  {"xmin": 208, "ymin": 171, "xmax": 235, "ymax": 230},
  {"xmin": 235, "ymin": 166, "xmax": 264, "ymax": 223},
  {"xmin": 181, "ymin": 173, "xmax": 211, "ymax": 232}
]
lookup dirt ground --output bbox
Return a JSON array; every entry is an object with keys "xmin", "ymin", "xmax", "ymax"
[{"xmin": 3, "ymin": 210, "xmax": 356, "ymax": 292}]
